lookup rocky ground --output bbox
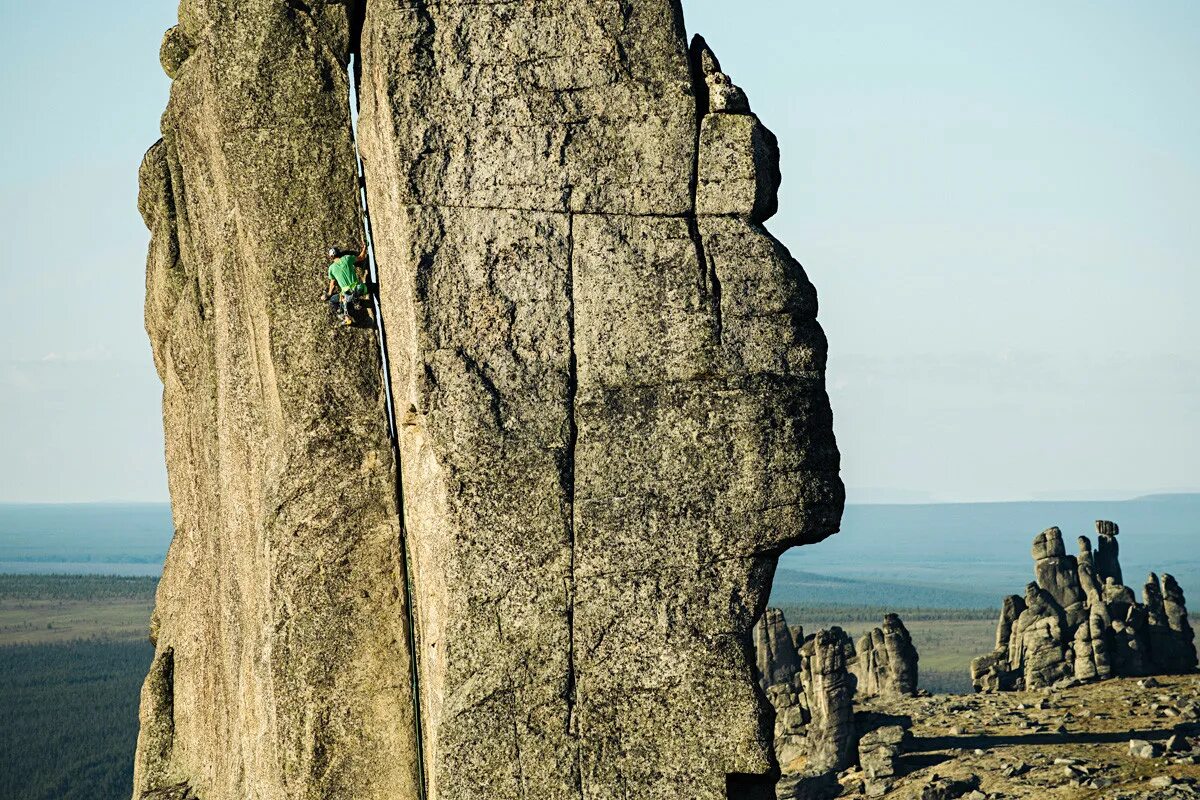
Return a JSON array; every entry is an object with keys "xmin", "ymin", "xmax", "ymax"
[{"xmin": 833, "ymin": 674, "xmax": 1200, "ymax": 799}]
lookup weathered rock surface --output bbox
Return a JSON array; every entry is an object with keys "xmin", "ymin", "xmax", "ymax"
[
  {"xmin": 134, "ymin": 4, "xmax": 420, "ymax": 799},
  {"xmin": 757, "ymin": 606, "xmax": 803, "ymax": 691},
  {"xmin": 971, "ymin": 520, "xmax": 1195, "ymax": 692},
  {"xmin": 755, "ymin": 609, "xmax": 924, "ymax": 796},
  {"xmin": 799, "ymin": 628, "xmax": 859, "ymax": 774},
  {"xmin": 850, "ymin": 614, "xmax": 920, "ymax": 699},
  {"xmin": 856, "ymin": 724, "xmax": 909, "ymax": 779},
  {"xmin": 137, "ymin": 2, "xmax": 843, "ymax": 799}
]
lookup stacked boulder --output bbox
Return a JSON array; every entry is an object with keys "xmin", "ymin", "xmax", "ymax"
[
  {"xmin": 753, "ymin": 608, "xmax": 917, "ymax": 785},
  {"xmin": 971, "ymin": 521, "xmax": 1197, "ymax": 692}
]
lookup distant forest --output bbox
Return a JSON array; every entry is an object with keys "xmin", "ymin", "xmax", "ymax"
[
  {"xmin": 0, "ymin": 639, "xmax": 151, "ymax": 800},
  {"xmin": 0, "ymin": 574, "xmax": 157, "ymax": 602}
]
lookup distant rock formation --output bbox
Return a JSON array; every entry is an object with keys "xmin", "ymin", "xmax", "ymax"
[
  {"xmin": 134, "ymin": 2, "xmax": 843, "ymax": 799},
  {"xmin": 971, "ymin": 521, "xmax": 1197, "ymax": 692},
  {"xmin": 849, "ymin": 613, "xmax": 920, "ymax": 699},
  {"xmin": 799, "ymin": 628, "xmax": 859, "ymax": 774},
  {"xmin": 756, "ymin": 607, "xmax": 803, "ymax": 691},
  {"xmin": 753, "ymin": 608, "xmax": 917, "ymax": 789}
]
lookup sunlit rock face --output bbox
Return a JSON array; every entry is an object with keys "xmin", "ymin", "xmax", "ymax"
[
  {"xmin": 135, "ymin": 2, "xmax": 843, "ymax": 798},
  {"xmin": 135, "ymin": 4, "xmax": 419, "ymax": 799}
]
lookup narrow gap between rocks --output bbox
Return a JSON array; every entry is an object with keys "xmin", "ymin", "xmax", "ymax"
[
  {"xmin": 564, "ymin": 208, "xmax": 583, "ymax": 796},
  {"xmin": 346, "ymin": 37, "xmax": 429, "ymax": 799},
  {"xmin": 686, "ymin": 35, "xmax": 721, "ymax": 346}
]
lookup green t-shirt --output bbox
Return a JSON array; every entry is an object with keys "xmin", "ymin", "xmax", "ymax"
[{"xmin": 328, "ymin": 255, "xmax": 362, "ymax": 292}]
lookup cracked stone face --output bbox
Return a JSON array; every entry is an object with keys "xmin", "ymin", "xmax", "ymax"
[{"xmin": 135, "ymin": 1, "xmax": 843, "ymax": 799}]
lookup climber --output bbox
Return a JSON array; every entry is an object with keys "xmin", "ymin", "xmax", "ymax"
[{"xmin": 323, "ymin": 243, "xmax": 371, "ymax": 326}]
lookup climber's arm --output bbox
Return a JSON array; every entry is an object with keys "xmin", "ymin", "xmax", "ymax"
[
  {"xmin": 355, "ymin": 244, "xmax": 370, "ymax": 283},
  {"xmin": 326, "ymin": 278, "xmax": 338, "ymax": 298}
]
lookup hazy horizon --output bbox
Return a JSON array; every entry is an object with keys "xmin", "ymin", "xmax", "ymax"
[{"xmin": 2, "ymin": 1, "xmax": 1197, "ymax": 503}]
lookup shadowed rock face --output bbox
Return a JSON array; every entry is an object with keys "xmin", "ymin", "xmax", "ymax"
[
  {"xmin": 970, "ymin": 521, "xmax": 1195, "ymax": 693},
  {"xmin": 136, "ymin": 1, "xmax": 843, "ymax": 799}
]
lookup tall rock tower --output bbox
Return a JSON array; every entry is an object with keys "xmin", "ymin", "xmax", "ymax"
[{"xmin": 134, "ymin": 2, "xmax": 843, "ymax": 799}]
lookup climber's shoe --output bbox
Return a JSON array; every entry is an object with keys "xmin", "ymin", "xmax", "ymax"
[{"xmin": 341, "ymin": 316, "xmax": 353, "ymax": 326}]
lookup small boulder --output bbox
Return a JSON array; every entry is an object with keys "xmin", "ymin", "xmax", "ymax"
[
  {"xmin": 921, "ymin": 774, "xmax": 981, "ymax": 800},
  {"xmin": 1128, "ymin": 738, "xmax": 1162, "ymax": 759}
]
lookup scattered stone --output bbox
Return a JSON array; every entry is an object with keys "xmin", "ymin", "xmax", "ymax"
[
  {"xmin": 1167, "ymin": 733, "xmax": 1191, "ymax": 752},
  {"xmin": 857, "ymin": 724, "xmax": 908, "ymax": 779},
  {"xmin": 1149, "ymin": 775, "xmax": 1174, "ymax": 789},
  {"xmin": 1129, "ymin": 738, "xmax": 1163, "ymax": 759},
  {"xmin": 921, "ymin": 774, "xmax": 982, "ymax": 800},
  {"xmin": 864, "ymin": 777, "xmax": 892, "ymax": 797}
]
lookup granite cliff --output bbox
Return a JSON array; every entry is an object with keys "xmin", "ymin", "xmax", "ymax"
[{"xmin": 135, "ymin": 2, "xmax": 842, "ymax": 799}]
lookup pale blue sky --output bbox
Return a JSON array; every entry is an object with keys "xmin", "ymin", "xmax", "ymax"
[{"xmin": 1, "ymin": 1, "xmax": 1197, "ymax": 502}]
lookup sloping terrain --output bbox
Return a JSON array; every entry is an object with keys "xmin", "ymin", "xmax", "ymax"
[{"xmin": 843, "ymin": 675, "xmax": 1200, "ymax": 798}]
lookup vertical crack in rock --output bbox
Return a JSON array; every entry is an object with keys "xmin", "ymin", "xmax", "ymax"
[
  {"xmin": 563, "ymin": 209, "xmax": 584, "ymax": 793},
  {"xmin": 356, "ymin": 1, "xmax": 843, "ymax": 797},
  {"xmin": 686, "ymin": 35, "xmax": 721, "ymax": 343},
  {"xmin": 138, "ymin": 2, "xmax": 842, "ymax": 798},
  {"xmin": 346, "ymin": 6, "xmax": 429, "ymax": 791}
]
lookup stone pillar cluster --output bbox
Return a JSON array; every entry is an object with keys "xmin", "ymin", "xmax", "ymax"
[
  {"xmin": 849, "ymin": 613, "xmax": 920, "ymax": 699},
  {"xmin": 970, "ymin": 521, "xmax": 1197, "ymax": 692},
  {"xmin": 752, "ymin": 608, "xmax": 917, "ymax": 786}
]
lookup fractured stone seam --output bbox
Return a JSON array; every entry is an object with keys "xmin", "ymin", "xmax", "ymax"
[
  {"xmin": 684, "ymin": 37, "xmax": 722, "ymax": 345},
  {"xmin": 345, "ymin": 56, "xmax": 429, "ymax": 800},
  {"xmin": 564, "ymin": 208, "xmax": 584, "ymax": 797}
]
